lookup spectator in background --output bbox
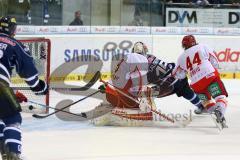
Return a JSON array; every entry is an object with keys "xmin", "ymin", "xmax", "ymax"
[
  {"xmin": 0, "ymin": 0, "xmax": 8, "ymax": 16},
  {"xmin": 128, "ymin": 9, "xmax": 144, "ymax": 26},
  {"xmin": 69, "ymin": 10, "xmax": 83, "ymax": 26},
  {"xmin": 8, "ymin": 0, "xmax": 30, "ymax": 24}
]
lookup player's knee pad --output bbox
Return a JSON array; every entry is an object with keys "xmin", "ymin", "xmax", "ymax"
[{"xmin": 3, "ymin": 122, "xmax": 22, "ymax": 154}]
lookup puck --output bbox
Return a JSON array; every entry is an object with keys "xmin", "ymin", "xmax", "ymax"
[{"xmin": 29, "ymin": 105, "xmax": 34, "ymax": 110}]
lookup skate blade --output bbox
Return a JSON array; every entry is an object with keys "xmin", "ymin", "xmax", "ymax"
[{"xmin": 210, "ymin": 113, "xmax": 223, "ymax": 131}]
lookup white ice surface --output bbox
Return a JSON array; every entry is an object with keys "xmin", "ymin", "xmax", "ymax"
[{"xmin": 20, "ymin": 80, "xmax": 240, "ymax": 160}]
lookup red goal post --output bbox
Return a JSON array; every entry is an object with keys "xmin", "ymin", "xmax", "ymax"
[{"xmin": 11, "ymin": 38, "xmax": 51, "ymax": 113}]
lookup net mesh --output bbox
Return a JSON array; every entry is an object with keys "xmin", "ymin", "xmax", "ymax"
[{"xmin": 11, "ymin": 38, "xmax": 50, "ymax": 113}]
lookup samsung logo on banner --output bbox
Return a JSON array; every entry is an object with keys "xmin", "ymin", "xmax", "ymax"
[{"xmin": 168, "ymin": 10, "xmax": 197, "ymax": 24}]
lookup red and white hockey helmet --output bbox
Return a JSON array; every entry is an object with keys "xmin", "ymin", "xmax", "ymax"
[
  {"xmin": 182, "ymin": 35, "xmax": 197, "ymax": 49},
  {"xmin": 132, "ymin": 42, "xmax": 148, "ymax": 55}
]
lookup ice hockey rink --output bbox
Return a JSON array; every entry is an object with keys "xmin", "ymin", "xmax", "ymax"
[{"xmin": 19, "ymin": 79, "xmax": 240, "ymax": 160}]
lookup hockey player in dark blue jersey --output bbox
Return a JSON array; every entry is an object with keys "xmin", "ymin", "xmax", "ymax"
[
  {"xmin": 0, "ymin": 16, "xmax": 48, "ymax": 160},
  {"xmin": 131, "ymin": 42, "xmax": 205, "ymax": 114}
]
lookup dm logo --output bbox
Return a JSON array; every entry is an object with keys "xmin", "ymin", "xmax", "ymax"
[{"xmin": 168, "ymin": 10, "xmax": 197, "ymax": 24}]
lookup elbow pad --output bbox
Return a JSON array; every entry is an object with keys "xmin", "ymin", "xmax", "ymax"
[
  {"xmin": 174, "ymin": 69, "xmax": 187, "ymax": 80},
  {"xmin": 30, "ymin": 79, "xmax": 48, "ymax": 95},
  {"xmin": 209, "ymin": 55, "xmax": 219, "ymax": 69}
]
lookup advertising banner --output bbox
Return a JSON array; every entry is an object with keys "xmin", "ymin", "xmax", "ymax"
[
  {"xmin": 17, "ymin": 34, "xmax": 240, "ymax": 80},
  {"xmin": 166, "ymin": 8, "xmax": 240, "ymax": 28},
  {"xmin": 153, "ymin": 35, "xmax": 240, "ymax": 73},
  {"xmin": 48, "ymin": 35, "xmax": 152, "ymax": 81}
]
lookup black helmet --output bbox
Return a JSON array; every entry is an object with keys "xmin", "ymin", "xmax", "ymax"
[{"xmin": 0, "ymin": 16, "xmax": 17, "ymax": 36}]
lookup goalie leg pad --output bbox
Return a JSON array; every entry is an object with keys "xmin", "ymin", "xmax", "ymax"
[
  {"xmin": 105, "ymin": 85, "xmax": 138, "ymax": 109},
  {"xmin": 0, "ymin": 80, "xmax": 22, "ymax": 119},
  {"xmin": 93, "ymin": 107, "xmax": 153, "ymax": 126}
]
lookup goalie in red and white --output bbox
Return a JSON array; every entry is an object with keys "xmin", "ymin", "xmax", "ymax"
[
  {"xmin": 95, "ymin": 42, "xmax": 157, "ymax": 126},
  {"xmin": 173, "ymin": 35, "xmax": 228, "ymax": 129}
]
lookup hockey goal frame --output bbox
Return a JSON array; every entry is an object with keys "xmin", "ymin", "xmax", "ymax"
[{"xmin": 18, "ymin": 38, "xmax": 51, "ymax": 112}]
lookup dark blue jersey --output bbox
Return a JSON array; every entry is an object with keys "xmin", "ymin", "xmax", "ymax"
[
  {"xmin": 0, "ymin": 33, "xmax": 39, "ymax": 87},
  {"xmin": 147, "ymin": 54, "xmax": 175, "ymax": 84}
]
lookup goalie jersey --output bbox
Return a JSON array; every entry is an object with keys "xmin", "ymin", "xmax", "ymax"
[
  {"xmin": 0, "ymin": 33, "xmax": 39, "ymax": 87},
  {"xmin": 111, "ymin": 52, "xmax": 148, "ymax": 96}
]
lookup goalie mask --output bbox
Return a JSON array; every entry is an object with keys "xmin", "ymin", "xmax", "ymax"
[
  {"xmin": 132, "ymin": 42, "xmax": 148, "ymax": 55},
  {"xmin": 0, "ymin": 16, "xmax": 17, "ymax": 37}
]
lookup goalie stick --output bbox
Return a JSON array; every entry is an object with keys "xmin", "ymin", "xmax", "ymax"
[
  {"xmin": 29, "ymin": 99, "xmax": 113, "ymax": 121},
  {"xmin": 12, "ymin": 71, "xmax": 101, "ymax": 91},
  {"xmin": 32, "ymin": 90, "xmax": 100, "ymax": 119},
  {"xmin": 28, "ymin": 100, "xmax": 86, "ymax": 118}
]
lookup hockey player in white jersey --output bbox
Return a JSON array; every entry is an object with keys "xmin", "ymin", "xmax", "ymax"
[
  {"xmin": 95, "ymin": 42, "xmax": 157, "ymax": 126},
  {"xmin": 173, "ymin": 35, "xmax": 228, "ymax": 129},
  {"xmin": 145, "ymin": 43, "xmax": 205, "ymax": 114}
]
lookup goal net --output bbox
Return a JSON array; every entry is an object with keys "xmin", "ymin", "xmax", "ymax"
[{"xmin": 11, "ymin": 38, "xmax": 51, "ymax": 113}]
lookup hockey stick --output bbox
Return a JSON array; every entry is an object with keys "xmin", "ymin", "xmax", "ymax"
[
  {"xmin": 12, "ymin": 71, "xmax": 101, "ymax": 91},
  {"xmin": 28, "ymin": 100, "xmax": 86, "ymax": 118},
  {"xmin": 32, "ymin": 90, "xmax": 100, "ymax": 119},
  {"xmin": 100, "ymin": 79, "xmax": 175, "ymax": 123}
]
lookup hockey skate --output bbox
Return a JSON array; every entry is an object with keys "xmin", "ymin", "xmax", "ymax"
[
  {"xmin": 194, "ymin": 106, "xmax": 207, "ymax": 114},
  {"xmin": 0, "ymin": 140, "xmax": 7, "ymax": 160},
  {"xmin": 3, "ymin": 146, "xmax": 24, "ymax": 160},
  {"xmin": 211, "ymin": 107, "xmax": 228, "ymax": 131},
  {"xmin": 0, "ymin": 147, "xmax": 23, "ymax": 160},
  {"xmin": 5, "ymin": 152, "xmax": 24, "ymax": 160}
]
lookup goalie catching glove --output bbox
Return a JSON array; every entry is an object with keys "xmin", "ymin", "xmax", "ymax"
[
  {"xmin": 30, "ymin": 79, "xmax": 48, "ymax": 95},
  {"xmin": 15, "ymin": 91, "xmax": 28, "ymax": 103}
]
